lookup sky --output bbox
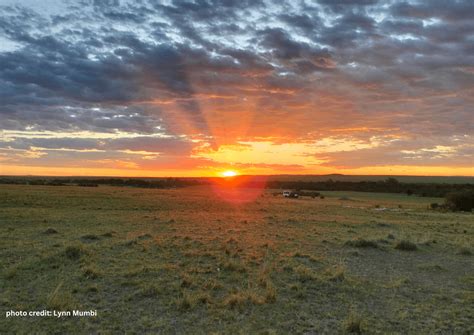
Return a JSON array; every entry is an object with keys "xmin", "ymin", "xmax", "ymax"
[{"xmin": 0, "ymin": 0, "xmax": 473, "ymax": 177}]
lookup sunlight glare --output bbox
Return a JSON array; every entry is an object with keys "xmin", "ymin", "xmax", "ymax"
[{"xmin": 221, "ymin": 170, "xmax": 239, "ymax": 177}]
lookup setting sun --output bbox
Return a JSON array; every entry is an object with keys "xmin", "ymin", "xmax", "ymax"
[{"xmin": 220, "ymin": 170, "xmax": 239, "ymax": 177}]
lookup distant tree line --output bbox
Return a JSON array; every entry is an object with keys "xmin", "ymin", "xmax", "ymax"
[
  {"xmin": 0, "ymin": 177, "xmax": 203, "ymax": 188},
  {"xmin": 264, "ymin": 178, "xmax": 474, "ymax": 198}
]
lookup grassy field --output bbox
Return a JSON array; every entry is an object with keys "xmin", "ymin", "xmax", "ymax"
[{"xmin": 0, "ymin": 184, "xmax": 473, "ymax": 334}]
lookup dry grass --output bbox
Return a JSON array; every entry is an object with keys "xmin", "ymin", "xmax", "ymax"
[{"xmin": 47, "ymin": 281, "xmax": 74, "ymax": 310}]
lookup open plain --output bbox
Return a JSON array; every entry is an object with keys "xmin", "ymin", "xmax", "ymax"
[{"xmin": 1, "ymin": 184, "xmax": 473, "ymax": 334}]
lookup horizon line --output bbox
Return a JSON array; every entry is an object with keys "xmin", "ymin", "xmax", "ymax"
[{"xmin": 1, "ymin": 173, "xmax": 473, "ymax": 179}]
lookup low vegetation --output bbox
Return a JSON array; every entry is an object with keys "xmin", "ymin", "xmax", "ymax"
[
  {"xmin": 394, "ymin": 240, "xmax": 418, "ymax": 251},
  {"xmin": 444, "ymin": 190, "xmax": 474, "ymax": 212},
  {"xmin": 0, "ymin": 184, "xmax": 472, "ymax": 333},
  {"xmin": 345, "ymin": 238, "xmax": 379, "ymax": 249}
]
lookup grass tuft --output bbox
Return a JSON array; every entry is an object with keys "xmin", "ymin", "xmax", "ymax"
[
  {"xmin": 264, "ymin": 283, "xmax": 277, "ymax": 303},
  {"xmin": 176, "ymin": 293, "xmax": 194, "ymax": 310},
  {"xmin": 343, "ymin": 312, "xmax": 364, "ymax": 334},
  {"xmin": 82, "ymin": 265, "xmax": 100, "ymax": 279},
  {"xmin": 47, "ymin": 281, "xmax": 74, "ymax": 310},
  {"xmin": 180, "ymin": 273, "xmax": 193, "ymax": 288},
  {"xmin": 325, "ymin": 265, "xmax": 346, "ymax": 282},
  {"xmin": 138, "ymin": 285, "xmax": 160, "ymax": 298},
  {"xmin": 176, "ymin": 291, "xmax": 212, "ymax": 310},
  {"xmin": 223, "ymin": 291, "xmax": 264, "ymax": 310},
  {"xmin": 294, "ymin": 265, "xmax": 318, "ymax": 283}
]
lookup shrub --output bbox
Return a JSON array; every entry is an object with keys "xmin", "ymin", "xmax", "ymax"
[
  {"xmin": 395, "ymin": 240, "xmax": 417, "ymax": 251},
  {"xmin": 430, "ymin": 203, "xmax": 439, "ymax": 209},
  {"xmin": 65, "ymin": 245, "xmax": 86, "ymax": 260},
  {"xmin": 221, "ymin": 260, "xmax": 247, "ymax": 273},
  {"xmin": 81, "ymin": 234, "xmax": 100, "ymax": 241},
  {"xmin": 43, "ymin": 228, "xmax": 58, "ymax": 234},
  {"xmin": 445, "ymin": 190, "xmax": 474, "ymax": 212},
  {"xmin": 345, "ymin": 239, "xmax": 378, "ymax": 249}
]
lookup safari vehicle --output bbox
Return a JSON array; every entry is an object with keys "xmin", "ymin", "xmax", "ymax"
[{"xmin": 283, "ymin": 190, "xmax": 299, "ymax": 198}]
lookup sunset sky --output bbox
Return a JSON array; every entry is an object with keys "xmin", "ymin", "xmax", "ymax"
[{"xmin": 0, "ymin": 0, "xmax": 473, "ymax": 177}]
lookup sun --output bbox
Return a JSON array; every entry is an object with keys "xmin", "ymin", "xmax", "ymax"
[{"xmin": 220, "ymin": 170, "xmax": 239, "ymax": 177}]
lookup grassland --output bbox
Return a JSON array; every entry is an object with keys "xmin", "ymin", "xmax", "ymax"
[{"xmin": 0, "ymin": 184, "xmax": 473, "ymax": 334}]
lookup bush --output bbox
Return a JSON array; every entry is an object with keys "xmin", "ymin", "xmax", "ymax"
[
  {"xmin": 430, "ymin": 203, "xmax": 439, "ymax": 209},
  {"xmin": 445, "ymin": 190, "xmax": 474, "ymax": 212},
  {"xmin": 43, "ymin": 228, "xmax": 58, "ymax": 234},
  {"xmin": 65, "ymin": 245, "xmax": 86, "ymax": 260},
  {"xmin": 345, "ymin": 239, "xmax": 379, "ymax": 249},
  {"xmin": 395, "ymin": 240, "xmax": 417, "ymax": 251}
]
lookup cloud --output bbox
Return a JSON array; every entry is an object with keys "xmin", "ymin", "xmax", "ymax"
[{"xmin": 0, "ymin": 0, "xmax": 472, "ymax": 175}]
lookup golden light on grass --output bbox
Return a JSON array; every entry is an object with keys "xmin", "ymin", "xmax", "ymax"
[
  {"xmin": 212, "ymin": 172, "xmax": 267, "ymax": 204},
  {"xmin": 220, "ymin": 170, "xmax": 239, "ymax": 177}
]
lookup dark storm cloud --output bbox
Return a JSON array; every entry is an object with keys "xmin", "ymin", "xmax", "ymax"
[{"xmin": 0, "ymin": 0, "xmax": 473, "ymax": 170}]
